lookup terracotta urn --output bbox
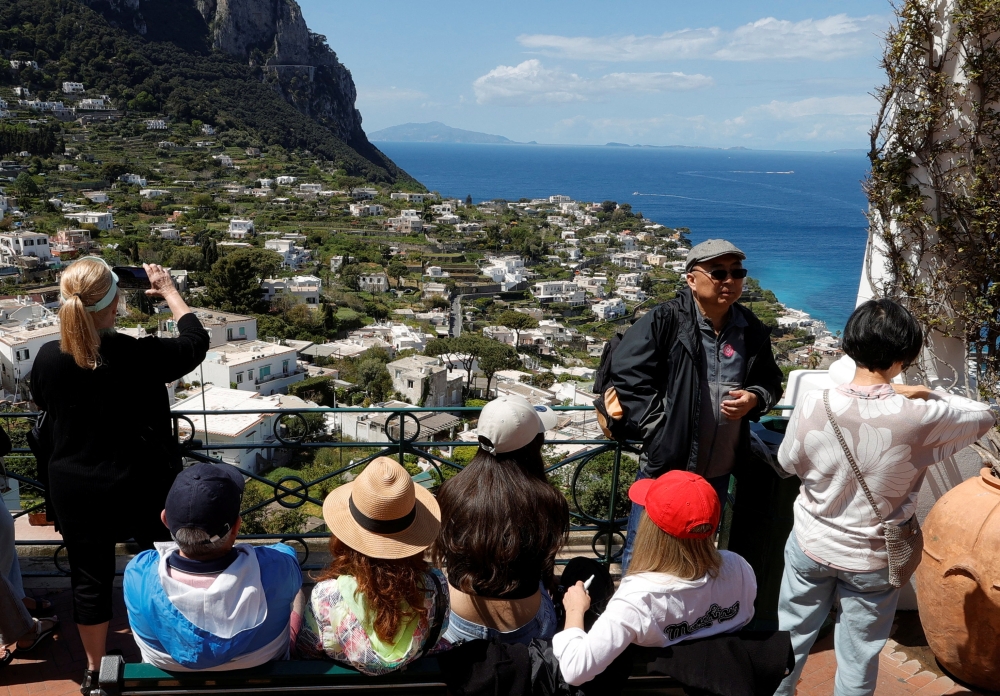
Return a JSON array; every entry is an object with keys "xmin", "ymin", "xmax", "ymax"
[{"xmin": 916, "ymin": 468, "xmax": 1000, "ymax": 688}]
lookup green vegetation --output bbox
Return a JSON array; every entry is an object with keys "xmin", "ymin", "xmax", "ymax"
[{"xmin": 0, "ymin": 0, "xmax": 417, "ymax": 183}]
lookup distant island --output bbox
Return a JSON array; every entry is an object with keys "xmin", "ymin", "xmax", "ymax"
[
  {"xmin": 606, "ymin": 143, "xmax": 752, "ymax": 151},
  {"xmin": 369, "ymin": 122, "xmax": 521, "ymax": 144}
]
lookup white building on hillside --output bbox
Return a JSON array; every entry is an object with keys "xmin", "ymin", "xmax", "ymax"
[
  {"xmin": 610, "ymin": 252, "xmax": 645, "ymax": 269},
  {"xmin": 482, "ymin": 255, "xmax": 527, "ymax": 291},
  {"xmin": 358, "ymin": 272, "xmax": 390, "ymax": 293},
  {"xmin": 0, "ymin": 232, "xmax": 51, "ymax": 268},
  {"xmin": 64, "ymin": 211, "xmax": 113, "ymax": 230},
  {"xmin": 62, "ymin": 82, "xmax": 85, "ymax": 94},
  {"xmin": 185, "ymin": 340, "xmax": 305, "ymax": 396},
  {"xmin": 261, "ymin": 275, "xmax": 321, "ymax": 306},
  {"xmin": 391, "ymin": 192, "xmax": 424, "ymax": 203},
  {"xmin": 172, "ymin": 386, "xmax": 315, "ymax": 474},
  {"xmin": 389, "ymin": 324, "xmax": 432, "ymax": 353},
  {"xmin": 228, "ymin": 219, "xmax": 254, "ymax": 238},
  {"xmin": 531, "ymin": 281, "xmax": 585, "ymax": 305},
  {"xmin": 593, "ymin": 298, "xmax": 627, "ymax": 320},
  {"xmin": 387, "ymin": 355, "xmax": 463, "ymax": 407},
  {"xmin": 265, "ymin": 238, "xmax": 311, "ymax": 269},
  {"xmin": 161, "ymin": 309, "xmax": 257, "ymax": 349},
  {"xmin": 121, "ymin": 173, "xmax": 147, "ymax": 186},
  {"xmin": 0, "ymin": 302, "xmax": 60, "ymax": 395},
  {"xmin": 615, "ymin": 286, "xmax": 647, "ymax": 302}
]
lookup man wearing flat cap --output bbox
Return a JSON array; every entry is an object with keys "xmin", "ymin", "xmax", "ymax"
[{"xmin": 612, "ymin": 239, "xmax": 783, "ymax": 571}]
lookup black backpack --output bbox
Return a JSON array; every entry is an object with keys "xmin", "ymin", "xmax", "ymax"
[{"xmin": 591, "ymin": 327, "xmax": 643, "ymax": 443}]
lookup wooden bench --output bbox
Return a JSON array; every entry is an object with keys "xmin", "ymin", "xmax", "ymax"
[{"xmin": 94, "ymin": 654, "xmax": 682, "ymax": 695}]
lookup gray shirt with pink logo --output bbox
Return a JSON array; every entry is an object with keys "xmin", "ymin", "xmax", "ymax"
[{"xmin": 695, "ymin": 307, "xmax": 748, "ymax": 479}]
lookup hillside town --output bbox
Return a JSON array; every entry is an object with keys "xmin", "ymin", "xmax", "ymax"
[{"xmin": 0, "ymin": 77, "xmax": 841, "ymax": 478}]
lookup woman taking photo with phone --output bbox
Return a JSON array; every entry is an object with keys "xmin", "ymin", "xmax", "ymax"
[{"xmin": 30, "ymin": 258, "xmax": 208, "ymax": 694}]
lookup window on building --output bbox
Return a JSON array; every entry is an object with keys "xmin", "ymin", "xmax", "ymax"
[
  {"xmin": 259, "ymin": 365, "xmax": 271, "ymax": 378},
  {"xmin": 239, "ymin": 327, "xmax": 245, "ymax": 336},
  {"xmin": 227, "ymin": 328, "xmax": 233, "ymax": 340},
  {"xmin": 247, "ymin": 369, "xmax": 254, "ymax": 380},
  {"xmin": 236, "ymin": 372, "xmax": 243, "ymax": 384},
  {"xmin": 407, "ymin": 380, "xmax": 414, "ymax": 389},
  {"xmin": 282, "ymin": 360, "xmax": 289, "ymax": 373}
]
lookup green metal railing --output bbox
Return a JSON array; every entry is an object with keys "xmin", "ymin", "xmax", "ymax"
[{"xmin": 7, "ymin": 403, "xmax": 794, "ymax": 576}]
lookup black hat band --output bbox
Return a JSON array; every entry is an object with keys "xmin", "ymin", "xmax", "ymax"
[{"xmin": 349, "ymin": 495, "xmax": 416, "ymax": 534}]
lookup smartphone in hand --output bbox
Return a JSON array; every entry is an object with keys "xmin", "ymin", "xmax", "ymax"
[{"xmin": 113, "ymin": 266, "xmax": 152, "ymax": 290}]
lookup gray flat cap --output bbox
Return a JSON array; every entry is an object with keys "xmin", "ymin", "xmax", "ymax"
[{"xmin": 685, "ymin": 239, "xmax": 746, "ymax": 271}]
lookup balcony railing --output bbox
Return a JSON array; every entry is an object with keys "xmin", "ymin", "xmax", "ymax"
[{"xmin": 5, "ymin": 403, "xmax": 791, "ymax": 577}]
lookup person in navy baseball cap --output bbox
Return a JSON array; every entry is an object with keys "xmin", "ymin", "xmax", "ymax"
[
  {"xmin": 163, "ymin": 462, "xmax": 245, "ymax": 543},
  {"xmin": 124, "ymin": 462, "xmax": 303, "ymax": 672}
]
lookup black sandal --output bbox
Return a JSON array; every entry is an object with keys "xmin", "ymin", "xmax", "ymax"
[
  {"xmin": 14, "ymin": 616, "xmax": 59, "ymax": 654},
  {"xmin": 80, "ymin": 668, "xmax": 98, "ymax": 696}
]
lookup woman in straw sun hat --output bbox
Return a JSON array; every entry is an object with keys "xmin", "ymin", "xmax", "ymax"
[
  {"xmin": 435, "ymin": 395, "xmax": 568, "ymax": 646},
  {"xmin": 296, "ymin": 457, "xmax": 449, "ymax": 675}
]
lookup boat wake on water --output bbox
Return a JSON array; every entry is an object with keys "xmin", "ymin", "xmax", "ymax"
[{"xmin": 631, "ymin": 192, "xmax": 786, "ymax": 211}]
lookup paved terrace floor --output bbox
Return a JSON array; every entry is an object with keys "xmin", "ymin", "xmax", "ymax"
[{"xmin": 2, "ymin": 582, "xmax": 996, "ymax": 696}]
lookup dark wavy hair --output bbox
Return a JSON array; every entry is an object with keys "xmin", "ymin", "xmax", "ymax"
[
  {"xmin": 314, "ymin": 536, "xmax": 429, "ymax": 643},
  {"xmin": 434, "ymin": 433, "xmax": 569, "ymax": 596},
  {"xmin": 842, "ymin": 299, "xmax": 923, "ymax": 371}
]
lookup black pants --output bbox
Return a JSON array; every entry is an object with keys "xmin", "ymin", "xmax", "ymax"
[{"xmin": 64, "ymin": 520, "xmax": 169, "ymax": 625}]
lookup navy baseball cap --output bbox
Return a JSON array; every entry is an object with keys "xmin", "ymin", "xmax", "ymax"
[{"xmin": 165, "ymin": 463, "xmax": 245, "ymax": 541}]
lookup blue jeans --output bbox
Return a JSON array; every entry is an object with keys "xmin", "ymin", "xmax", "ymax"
[
  {"xmin": 776, "ymin": 534, "xmax": 900, "ymax": 696},
  {"xmin": 621, "ymin": 470, "xmax": 731, "ymax": 574},
  {"xmin": 442, "ymin": 584, "xmax": 557, "ymax": 647}
]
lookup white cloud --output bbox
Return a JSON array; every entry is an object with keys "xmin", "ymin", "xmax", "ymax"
[
  {"xmin": 517, "ymin": 14, "xmax": 884, "ymax": 62},
  {"xmin": 748, "ymin": 95, "xmax": 877, "ymax": 120},
  {"xmin": 472, "ymin": 59, "xmax": 712, "ymax": 105}
]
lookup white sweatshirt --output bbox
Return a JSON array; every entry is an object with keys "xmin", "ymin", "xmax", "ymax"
[{"xmin": 552, "ymin": 551, "xmax": 756, "ymax": 686}]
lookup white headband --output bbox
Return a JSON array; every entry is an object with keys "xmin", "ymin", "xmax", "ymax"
[{"xmin": 61, "ymin": 257, "xmax": 119, "ymax": 313}]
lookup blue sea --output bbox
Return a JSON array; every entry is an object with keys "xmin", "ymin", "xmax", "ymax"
[{"xmin": 377, "ymin": 143, "xmax": 871, "ymax": 333}]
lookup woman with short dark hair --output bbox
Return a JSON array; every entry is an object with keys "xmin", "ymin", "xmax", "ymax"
[
  {"xmin": 774, "ymin": 299, "xmax": 996, "ymax": 696},
  {"xmin": 435, "ymin": 396, "xmax": 569, "ymax": 645}
]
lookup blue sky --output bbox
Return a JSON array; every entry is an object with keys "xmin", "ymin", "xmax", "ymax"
[{"xmin": 298, "ymin": 0, "xmax": 890, "ymax": 150}]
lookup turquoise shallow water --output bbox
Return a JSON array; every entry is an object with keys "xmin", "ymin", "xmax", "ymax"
[{"xmin": 377, "ymin": 143, "xmax": 871, "ymax": 333}]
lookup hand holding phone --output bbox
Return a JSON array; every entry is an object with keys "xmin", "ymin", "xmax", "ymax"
[{"xmin": 113, "ymin": 266, "xmax": 151, "ymax": 290}]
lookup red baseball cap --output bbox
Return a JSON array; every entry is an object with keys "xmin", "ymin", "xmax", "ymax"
[{"xmin": 628, "ymin": 471, "xmax": 720, "ymax": 539}]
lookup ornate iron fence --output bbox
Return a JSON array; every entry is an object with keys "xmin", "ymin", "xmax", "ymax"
[{"xmin": 6, "ymin": 404, "xmax": 642, "ymax": 576}]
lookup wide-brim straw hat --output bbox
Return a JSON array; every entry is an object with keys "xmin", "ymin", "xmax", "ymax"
[{"xmin": 323, "ymin": 456, "xmax": 441, "ymax": 560}]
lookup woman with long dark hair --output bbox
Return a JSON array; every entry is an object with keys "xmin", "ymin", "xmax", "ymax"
[
  {"xmin": 296, "ymin": 457, "xmax": 449, "ymax": 675},
  {"xmin": 436, "ymin": 395, "xmax": 569, "ymax": 645},
  {"xmin": 31, "ymin": 258, "xmax": 208, "ymax": 692}
]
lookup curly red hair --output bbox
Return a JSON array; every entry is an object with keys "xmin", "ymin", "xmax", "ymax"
[{"xmin": 315, "ymin": 536, "xmax": 430, "ymax": 643}]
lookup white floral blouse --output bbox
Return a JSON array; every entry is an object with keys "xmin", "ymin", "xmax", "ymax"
[{"xmin": 778, "ymin": 383, "xmax": 995, "ymax": 571}]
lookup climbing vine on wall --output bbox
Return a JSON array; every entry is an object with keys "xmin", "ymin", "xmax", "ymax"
[{"xmin": 867, "ymin": 0, "xmax": 1000, "ymax": 399}]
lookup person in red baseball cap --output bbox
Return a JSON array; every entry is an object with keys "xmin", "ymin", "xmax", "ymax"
[{"xmin": 552, "ymin": 471, "xmax": 758, "ymax": 687}]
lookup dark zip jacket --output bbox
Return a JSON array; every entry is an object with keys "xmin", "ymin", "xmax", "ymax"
[{"xmin": 609, "ymin": 287, "xmax": 783, "ymax": 478}]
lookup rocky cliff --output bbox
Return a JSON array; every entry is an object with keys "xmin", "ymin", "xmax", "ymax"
[{"xmin": 85, "ymin": 0, "xmax": 367, "ymax": 147}]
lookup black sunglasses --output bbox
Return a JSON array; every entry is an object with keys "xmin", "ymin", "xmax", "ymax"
[{"xmin": 693, "ymin": 268, "xmax": 749, "ymax": 281}]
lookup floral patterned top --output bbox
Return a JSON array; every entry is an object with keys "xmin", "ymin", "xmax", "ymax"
[
  {"xmin": 296, "ymin": 569, "xmax": 450, "ymax": 676},
  {"xmin": 778, "ymin": 383, "xmax": 995, "ymax": 571}
]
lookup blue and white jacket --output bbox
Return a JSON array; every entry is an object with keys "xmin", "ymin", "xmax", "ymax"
[{"xmin": 124, "ymin": 542, "xmax": 302, "ymax": 671}]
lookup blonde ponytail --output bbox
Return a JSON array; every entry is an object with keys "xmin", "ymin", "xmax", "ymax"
[{"xmin": 58, "ymin": 258, "xmax": 116, "ymax": 370}]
